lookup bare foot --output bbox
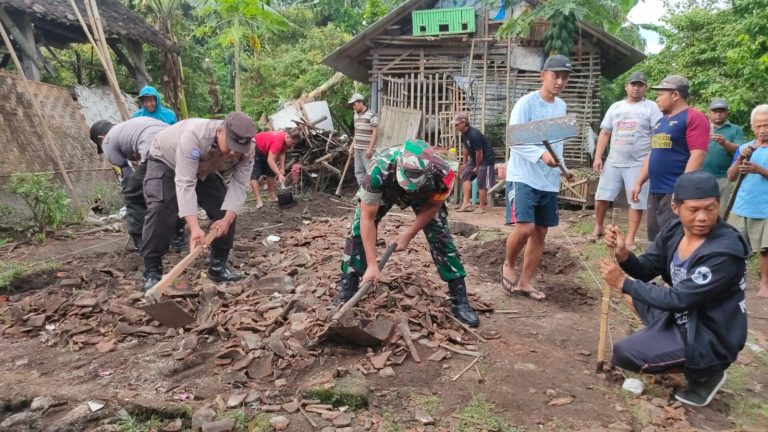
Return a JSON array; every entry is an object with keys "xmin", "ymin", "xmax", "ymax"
[
  {"xmin": 758, "ymin": 281, "xmax": 768, "ymax": 298},
  {"xmin": 255, "ymin": 202, "xmax": 264, "ymax": 209},
  {"xmin": 514, "ymin": 283, "xmax": 546, "ymax": 300}
]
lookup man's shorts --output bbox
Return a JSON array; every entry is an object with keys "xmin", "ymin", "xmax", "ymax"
[
  {"xmin": 728, "ymin": 215, "xmax": 768, "ymax": 252},
  {"xmin": 595, "ymin": 164, "xmax": 649, "ymax": 210},
  {"xmin": 460, "ymin": 161, "xmax": 496, "ymax": 190},
  {"xmin": 506, "ymin": 181, "xmax": 558, "ymax": 227},
  {"xmin": 251, "ymin": 151, "xmax": 275, "ymax": 180}
]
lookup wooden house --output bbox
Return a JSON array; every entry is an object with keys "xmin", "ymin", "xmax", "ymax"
[{"xmin": 322, "ymin": 0, "xmax": 645, "ymax": 168}]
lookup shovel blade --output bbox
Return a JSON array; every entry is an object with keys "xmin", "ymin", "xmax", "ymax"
[{"xmin": 141, "ymin": 300, "xmax": 196, "ymax": 328}]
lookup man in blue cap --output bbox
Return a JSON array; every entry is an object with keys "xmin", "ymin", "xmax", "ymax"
[{"xmin": 601, "ymin": 171, "xmax": 748, "ymax": 407}]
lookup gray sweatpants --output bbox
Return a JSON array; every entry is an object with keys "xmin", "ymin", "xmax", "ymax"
[{"xmin": 353, "ymin": 148, "xmax": 372, "ymax": 187}]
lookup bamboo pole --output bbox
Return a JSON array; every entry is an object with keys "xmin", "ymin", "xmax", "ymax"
[{"xmin": 0, "ymin": 19, "xmax": 84, "ymax": 211}]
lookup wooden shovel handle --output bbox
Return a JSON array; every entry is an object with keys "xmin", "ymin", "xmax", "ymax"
[
  {"xmin": 331, "ymin": 242, "xmax": 398, "ymax": 321},
  {"xmin": 542, "ymin": 140, "xmax": 570, "ymax": 178},
  {"xmin": 335, "ymin": 148, "xmax": 354, "ymax": 196},
  {"xmin": 144, "ymin": 229, "xmax": 219, "ymax": 300}
]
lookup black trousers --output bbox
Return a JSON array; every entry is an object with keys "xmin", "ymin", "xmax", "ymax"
[
  {"xmin": 122, "ymin": 161, "xmax": 147, "ymax": 241},
  {"xmin": 612, "ymin": 301, "xmax": 687, "ymax": 376},
  {"xmin": 139, "ymin": 159, "xmax": 235, "ymax": 258}
]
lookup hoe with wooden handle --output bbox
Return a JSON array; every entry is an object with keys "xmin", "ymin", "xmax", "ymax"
[{"xmin": 141, "ymin": 229, "xmax": 219, "ymax": 328}]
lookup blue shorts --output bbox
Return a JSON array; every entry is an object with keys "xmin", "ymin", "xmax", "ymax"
[{"xmin": 506, "ymin": 181, "xmax": 558, "ymax": 227}]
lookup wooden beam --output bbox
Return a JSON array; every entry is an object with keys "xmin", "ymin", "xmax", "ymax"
[{"xmin": 0, "ymin": 8, "xmax": 43, "ymax": 78}]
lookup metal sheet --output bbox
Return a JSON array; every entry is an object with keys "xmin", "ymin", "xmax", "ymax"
[{"xmin": 506, "ymin": 114, "xmax": 579, "ymax": 146}]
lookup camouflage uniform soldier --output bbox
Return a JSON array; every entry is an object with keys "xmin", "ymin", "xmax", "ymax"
[{"xmin": 334, "ymin": 140, "xmax": 479, "ymax": 327}]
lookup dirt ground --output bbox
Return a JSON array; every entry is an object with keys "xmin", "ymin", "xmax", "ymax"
[{"xmin": 1, "ymin": 192, "xmax": 768, "ymax": 432}]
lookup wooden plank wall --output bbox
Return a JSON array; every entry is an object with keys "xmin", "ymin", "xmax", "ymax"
[{"xmin": 370, "ymin": 40, "xmax": 602, "ymax": 168}]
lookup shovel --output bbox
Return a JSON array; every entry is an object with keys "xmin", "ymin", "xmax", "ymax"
[
  {"xmin": 276, "ymin": 181, "xmax": 294, "ymax": 207},
  {"xmin": 141, "ymin": 229, "xmax": 219, "ymax": 328}
]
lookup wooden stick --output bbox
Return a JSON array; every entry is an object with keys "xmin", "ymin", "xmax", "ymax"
[
  {"xmin": 474, "ymin": 364, "xmax": 483, "ymax": 382},
  {"xmin": 398, "ymin": 318, "xmax": 421, "ymax": 363},
  {"xmin": 331, "ymin": 243, "xmax": 397, "ymax": 321},
  {"xmin": 446, "ymin": 313, "xmax": 487, "ymax": 342},
  {"xmin": 597, "ymin": 209, "xmax": 617, "ymax": 371},
  {"xmin": 451, "ymin": 356, "xmax": 480, "ymax": 381},
  {"xmin": 298, "ymin": 404, "xmax": 318, "ymax": 429},
  {"xmin": 723, "ymin": 144, "xmax": 756, "ymax": 220},
  {"xmin": 439, "ymin": 342, "xmax": 483, "ymax": 357},
  {"xmin": 0, "ymin": 19, "xmax": 84, "ymax": 211},
  {"xmin": 334, "ymin": 148, "xmax": 354, "ymax": 196},
  {"xmin": 144, "ymin": 230, "xmax": 218, "ymax": 301}
]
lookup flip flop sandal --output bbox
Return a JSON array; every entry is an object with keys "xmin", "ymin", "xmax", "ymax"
[
  {"xmin": 501, "ymin": 270, "xmax": 517, "ymax": 295},
  {"xmin": 474, "ymin": 208, "xmax": 486, "ymax": 214},
  {"xmin": 586, "ymin": 234, "xmax": 603, "ymax": 243},
  {"xmin": 456, "ymin": 207, "xmax": 473, "ymax": 213},
  {"xmin": 509, "ymin": 287, "xmax": 546, "ymax": 301}
]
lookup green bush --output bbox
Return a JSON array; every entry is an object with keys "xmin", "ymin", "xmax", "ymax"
[{"xmin": 10, "ymin": 173, "xmax": 73, "ymax": 239}]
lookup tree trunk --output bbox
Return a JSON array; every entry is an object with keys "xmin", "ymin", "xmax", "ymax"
[
  {"xmin": 234, "ymin": 42, "xmax": 241, "ymax": 112},
  {"xmin": 158, "ymin": 16, "xmax": 187, "ymax": 118}
]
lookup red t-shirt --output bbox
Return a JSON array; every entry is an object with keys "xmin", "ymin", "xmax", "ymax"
[{"xmin": 254, "ymin": 131, "xmax": 287, "ymax": 155}]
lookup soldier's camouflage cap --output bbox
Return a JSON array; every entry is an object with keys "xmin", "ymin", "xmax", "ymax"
[{"xmin": 395, "ymin": 139, "xmax": 432, "ymax": 191}]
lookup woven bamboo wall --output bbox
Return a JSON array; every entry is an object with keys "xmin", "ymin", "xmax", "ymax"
[
  {"xmin": 371, "ymin": 40, "xmax": 601, "ymax": 168},
  {"xmin": 0, "ymin": 72, "xmax": 114, "ymax": 211}
]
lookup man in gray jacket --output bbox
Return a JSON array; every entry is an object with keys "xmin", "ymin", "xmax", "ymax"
[{"xmin": 140, "ymin": 112, "xmax": 257, "ymax": 291}]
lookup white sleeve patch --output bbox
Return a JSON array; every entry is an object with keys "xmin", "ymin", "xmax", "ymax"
[{"xmin": 690, "ymin": 266, "xmax": 712, "ymax": 284}]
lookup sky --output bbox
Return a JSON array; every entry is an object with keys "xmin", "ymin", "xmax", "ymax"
[{"xmin": 627, "ymin": 0, "xmax": 669, "ymax": 54}]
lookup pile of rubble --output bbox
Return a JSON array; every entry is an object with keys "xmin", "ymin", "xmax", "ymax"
[
  {"xmin": 0, "ymin": 217, "xmax": 494, "ymax": 383},
  {"xmin": 286, "ymin": 119, "xmax": 350, "ymax": 192}
]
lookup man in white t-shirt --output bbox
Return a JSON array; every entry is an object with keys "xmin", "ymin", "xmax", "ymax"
[
  {"xmin": 501, "ymin": 55, "xmax": 572, "ymax": 301},
  {"xmin": 591, "ymin": 71, "xmax": 663, "ymax": 249}
]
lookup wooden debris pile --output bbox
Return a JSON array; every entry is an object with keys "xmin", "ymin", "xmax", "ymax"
[
  {"xmin": 0, "ymin": 217, "xmax": 494, "ymax": 382},
  {"xmin": 285, "ymin": 118, "xmax": 350, "ymax": 192}
]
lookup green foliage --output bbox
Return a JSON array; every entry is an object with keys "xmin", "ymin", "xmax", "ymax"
[
  {"xmin": 305, "ymin": 386, "xmax": 369, "ymax": 410},
  {"xmin": 10, "ymin": 173, "xmax": 73, "ymax": 238},
  {"xmin": 615, "ymin": 0, "xmax": 768, "ymax": 128},
  {"xmin": 497, "ymin": 0, "xmax": 644, "ymax": 51},
  {"xmin": 457, "ymin": 394, "xmax": 518, "ymax": 432}
]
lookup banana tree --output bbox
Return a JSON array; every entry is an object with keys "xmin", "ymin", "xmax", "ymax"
[
  {"xmin": 193, "ymin": 0, "xmax": 291, "ymax": 111},
  {"xmin": 141, "ymin": 0, "xmax": 189, "ymax": 118}
]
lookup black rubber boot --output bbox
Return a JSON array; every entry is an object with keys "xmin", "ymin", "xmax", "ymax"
[
  {"xmin": 208, "ymin": 249, "xmax": 242, "ymax": 283},
  {"xmin": 142, "ymin": 256, "xmax": 163, "ymax": 292},
  {"xmin": 332, "ymin": 273, "xmax": 360, "ymax": 305},
  {"xmin": 448, "ymin": 277, "xmax": 480, "ymax": 327},
  {"xmin": 169, "ymin": 229, "xmax": 186, "ymax": 254}
]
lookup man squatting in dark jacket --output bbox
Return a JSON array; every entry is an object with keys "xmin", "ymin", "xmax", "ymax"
[{"xmin": 600, "ymin": 171, "xmax": 748, "ymax": 407}]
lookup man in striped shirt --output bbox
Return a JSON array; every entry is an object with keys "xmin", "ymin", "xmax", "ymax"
[{"xmin": 347, "ymin": 93, "xmax": 379, "ymax": 186}]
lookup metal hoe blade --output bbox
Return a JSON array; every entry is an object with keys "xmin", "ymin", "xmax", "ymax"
[
  {"xmin": 506, "ymin": 114, "xmax": 579, "ymax": 147},
  {"xmin": 140, "ymin": 300, "xmax": 196, "ymax": 328}
]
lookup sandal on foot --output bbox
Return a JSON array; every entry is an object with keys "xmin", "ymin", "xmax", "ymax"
[
  {"xmin": 509, "ymin": 286, "xmax": 546, "ymax": 301},
  {"xmin": 501, "ymin": 270, "xmax": 517, "ymax": 295},
  {"xmin": 586, "ymin": 233, "xmax": 603, "ymax": 243},
  {"xmin": 474, "ymin": 208, "xmax": 486, "ymax": 214},
  {"xmin": 456, "ymin": 206, "xmax": 473, "ymax": 213}
]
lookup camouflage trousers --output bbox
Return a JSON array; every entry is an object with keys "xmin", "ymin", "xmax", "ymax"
[{"xmin": 340, "ymin": 201, "xmax": 466, "ymax": 281}]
